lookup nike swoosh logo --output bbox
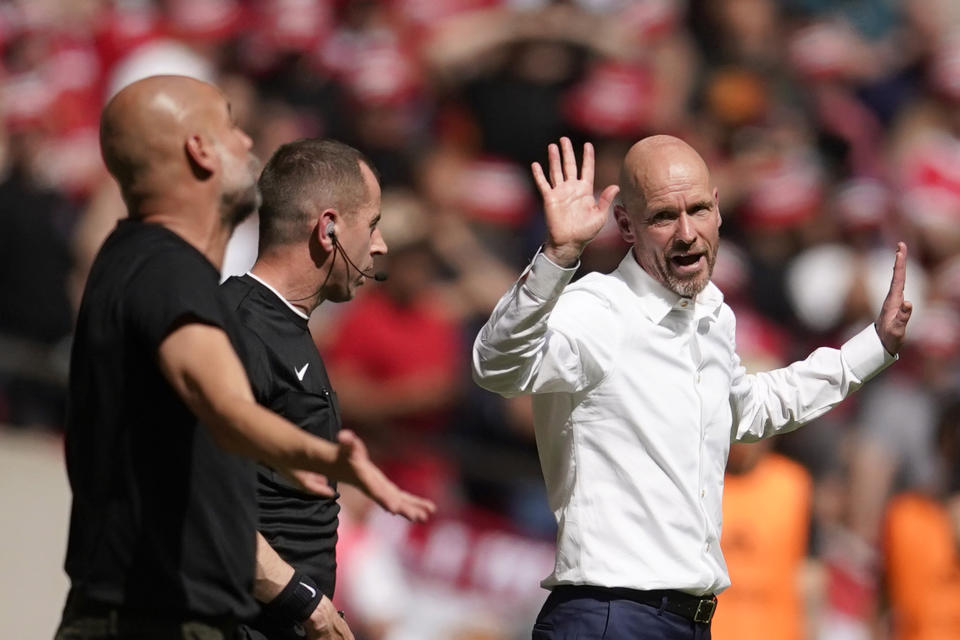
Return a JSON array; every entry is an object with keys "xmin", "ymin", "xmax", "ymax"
[
  {"xmin": 299, "ymin": 581, "xmax": 317, "ymax": 599},
  {"xmin": 295, "ymin": 363, "xmax": 309, "ymax": 381}
]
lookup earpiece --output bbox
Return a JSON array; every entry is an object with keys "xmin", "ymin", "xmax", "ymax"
[{"xmin": 325, "ymin": 222, "xmax": 336, "ymax": 238}]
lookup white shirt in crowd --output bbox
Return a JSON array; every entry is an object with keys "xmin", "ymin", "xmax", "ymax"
[{"xmin": 472, "ymin": 250, "xmax": 896, "ymax": 596}]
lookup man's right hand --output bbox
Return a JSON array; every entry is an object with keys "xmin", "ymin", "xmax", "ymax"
[
  {"xmin": 531, "ymin": 137, "xmax": 619, "ymax": 267},
  {"xmin": 304, "ymin": 596, "xmax": 353, "ymax": 640},
  {"xmin": 334, "ymin": 429, "xmax": 436, "ymax": 522}
]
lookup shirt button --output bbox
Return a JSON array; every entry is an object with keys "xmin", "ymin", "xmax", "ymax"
[
  {"xmin": 696, "ymin": 373, "xmax": 702, "ymax": 383},
  {"xmin": 680, "ymin": 300, "xmax": 688, "ymax": 307},
  {"xmin": 705, "ymin": 542, "xmax": 711, "ymax": 552},
  {"xmin": 701, "ymin": 489, "xmax": 706, "ymax": 498}
]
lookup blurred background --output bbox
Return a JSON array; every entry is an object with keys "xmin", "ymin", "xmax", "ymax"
[{"xmin": 2, "ymin": 0, "xmax": 960, "ymax": 638}]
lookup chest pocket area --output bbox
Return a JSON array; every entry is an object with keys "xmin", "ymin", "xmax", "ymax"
[{"xmin": 272, "ymin": 388, "xmax": 341, "ymax": 442}]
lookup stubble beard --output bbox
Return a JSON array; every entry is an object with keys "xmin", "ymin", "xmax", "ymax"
[
  {"xmin": 220, "ymin": 152, "xmax": 262, "ymax": 230},
  {"xmin": 656, "ymin": 246, "xmax": 718, "ymax": 298}
]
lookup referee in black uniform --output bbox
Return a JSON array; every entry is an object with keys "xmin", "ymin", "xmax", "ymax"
[
  {"xmin": 223, "ymin": 139, "xmax": 388, "ymax": 640},
  {"xmin": 57, "ymin": 78, "xmax": 432, "ymax": 640}
]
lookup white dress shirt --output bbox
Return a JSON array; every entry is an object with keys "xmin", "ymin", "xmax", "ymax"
[{"xmin": 472, "ymin": 250, "xmax": 896, "ymax": 596}]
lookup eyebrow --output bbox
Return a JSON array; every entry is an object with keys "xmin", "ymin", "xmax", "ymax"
[{"xmin": 648, "ymin": 200, "xmax": 713, "ymax": 218}]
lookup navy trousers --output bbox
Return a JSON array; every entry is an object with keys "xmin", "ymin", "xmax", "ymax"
[{"xmin": 533, "ymin": 587, "xmax": 712, "ymax": 640}]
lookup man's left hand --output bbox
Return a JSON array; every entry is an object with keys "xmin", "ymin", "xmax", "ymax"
[{"xmin": 875, "ymin": 242, "xmax": 913, "ymax": 355}]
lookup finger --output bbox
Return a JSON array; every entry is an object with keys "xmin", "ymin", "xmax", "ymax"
[
  {"xmin": 560, "ymin": 136, "xmax": 577, "ymax": 181},
  {"xmin": 887, "ymin": 241, "xmax": 907, "ymax": 302},
  {"xmin": 897, "ymin": 300, "xmax": 913, "ymax": 325},
  {"xmin": 597, "ymin": 184, "xmax": 620, "ymax": 214},
  {"xmin": 531, "ymin": 162, "xmax": 551, "ymax": 197},
  {"xmin": 294, "ymin": 470, "xmax": 336, "ymax": 498},
  {"xmin": 581, "ymin": 141, "xmax": 595, "ymax": 186},
  {"xmin": 402, "ymin": 492, "xmax": 437, "ymax": 521},
  {"xmin": 547, "ymin": 143, "xmax": 563, "ymax": 187},
  {"xmin": 388, "ymin": 489, "xmax": 434, "ymax": 521},
  {"xmin": 336, "ymin": 429, "xmax": 364, "ymax": 456},
  {"xmin": 336, "ymin": 617, "xmax": 354, "ymax": 640}
]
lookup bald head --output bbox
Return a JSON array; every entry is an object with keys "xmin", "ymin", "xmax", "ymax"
[
  {"xmin": 101, "ymin": 76, "xmax": 220, "ymax": 194},
  {"xmin": 99, "ymin": 75, "xmax": 258, "ymax": 226},
  {"xmin": 618, "ymin": 135, "xmax": 713, "ymax": 214}
]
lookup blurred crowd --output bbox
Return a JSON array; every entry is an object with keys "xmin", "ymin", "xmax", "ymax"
[{"xmin": 2, "ymin": 0, "xmax": 960, "ymax": 638}]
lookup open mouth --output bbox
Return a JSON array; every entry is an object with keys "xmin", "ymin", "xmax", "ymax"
[{"xmin": 670, "ymin": 253, "xmax": 705, "ymax": 274}]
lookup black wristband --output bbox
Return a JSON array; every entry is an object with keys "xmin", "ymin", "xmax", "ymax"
[{"xmin": 262, "ymin": 571, "xmax": 323, "ymax": 625}]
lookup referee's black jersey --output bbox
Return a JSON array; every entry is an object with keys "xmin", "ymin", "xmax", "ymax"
[
  {"xmin": 64, "ymin": 220, "xmax": 257, "ymax": 620},
  {"xmin": 221, "ymin": 274, "xmax": 342, "ymax": 599}
]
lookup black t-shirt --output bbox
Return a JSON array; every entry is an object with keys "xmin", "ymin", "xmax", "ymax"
[
  {"xmin": 221, "ymin": 275, "xmax": 341, "ymax": 599},
  {"xmin": 63, "ymin": 220, "xmax": 257, "ymax": 620}
]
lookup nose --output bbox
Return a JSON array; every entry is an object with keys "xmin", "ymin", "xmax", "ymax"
[
  {"xmin": 676, "ymin": 212, "xmax": 696, "ymax": 244},
  {"xmin": 371, "ymin": 227, "xmax": 388, "ymax": 256}
]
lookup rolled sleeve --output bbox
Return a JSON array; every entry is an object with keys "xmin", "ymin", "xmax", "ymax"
[{"xmin": 841, "ymin": 324, "xmax": 897, "ymax": 383}]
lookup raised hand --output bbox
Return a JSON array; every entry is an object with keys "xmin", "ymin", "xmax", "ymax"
[
  {"xmin": 334, "ymin": 429, "xmax": 436, "ymax": 522},
  {"xmin": 875, "ymin": 242, "xmax": 913, "ymax": 355},
  {"xmin": 532, "ymin": 137, "xmax": 620, "ymax": 267}
]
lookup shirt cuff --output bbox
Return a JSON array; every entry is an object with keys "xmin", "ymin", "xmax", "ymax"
[
  {"xmin": 841, "ymin": 324, "xmax": 897, "ymax": 383},
  {"xmin": 522, "ymin": 250, "xmax": 578, "ymax": 301}
]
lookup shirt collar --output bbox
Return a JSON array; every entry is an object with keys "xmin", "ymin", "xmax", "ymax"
[
  {"xmin": 245, "ymin": 271, "xmax": 310, "ymax": 321},
  {"xmin": 615, "ymin": 250, "xmax": 724, "ymax": 325}
]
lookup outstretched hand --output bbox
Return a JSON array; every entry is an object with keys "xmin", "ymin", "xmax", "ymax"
[
  {"xmin": 532, "ymin": 137, "xmax": 619, "ymax": 267},
  {"xmin": 875, "ymin": 242, "xmax": 913, "ymax": 355},
  {"xmin": 334, "ymin": 429, "xmax": 436, "ymax": 522}
]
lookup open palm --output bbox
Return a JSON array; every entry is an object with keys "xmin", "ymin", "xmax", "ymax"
[{"xmin": 532, "ymin": 137, "xmax": 619, "ymax": 266}]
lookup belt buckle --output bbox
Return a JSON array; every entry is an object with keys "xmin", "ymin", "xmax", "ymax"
[{"xmin": 693, "ymin": 598, "xmax": 716, "ymax": 624}]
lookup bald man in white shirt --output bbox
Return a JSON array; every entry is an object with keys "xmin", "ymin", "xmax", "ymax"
[{"xmin": 472, "ymin": 136, "xmax": 913, "ymax": 640}]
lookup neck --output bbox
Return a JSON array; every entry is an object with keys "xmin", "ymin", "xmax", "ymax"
[
  {"xmin": 134, "ymin": 190, "xmax": 233, "ymax": 271},
  {"xmin": 251, "ymin": 252, "xmax": 327, "ymax": 315}
]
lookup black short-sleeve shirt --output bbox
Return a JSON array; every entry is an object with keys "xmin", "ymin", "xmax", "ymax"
[
  {"xmin": 220, "ymin": 275, "xmax": 341, "ymax": 599},
  {"xmin": 63, "ymin": 220, "xmax": 257, "ymax": 620}
]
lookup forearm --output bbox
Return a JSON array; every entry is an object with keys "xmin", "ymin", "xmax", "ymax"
[
  {"xmin": 255, "ymin": 531, "xmax": 296, "ymax": 603},
  {"xmin": 256, "ymin": 533, "xmax": 349, "ymax": 639},
  {"xmin": 472, "ymin": 252, "xmax": 576, "ymax": 396},
  {"xmin": 207, "ymin": 395, "xmax": 338, "ymax": 477},
  {"xmin": 732, "ymin": 324, "xmax": 896, "ymax": 441}
]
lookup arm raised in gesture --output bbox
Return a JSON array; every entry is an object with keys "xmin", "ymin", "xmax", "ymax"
[{"xmin": 532, "ymin": 137, "xmax": 620, "ymax": 267}]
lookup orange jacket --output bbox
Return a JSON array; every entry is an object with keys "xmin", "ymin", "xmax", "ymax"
[
  {"xmin": 712, "ymin": 453, "xmax": 812, "ymax": 640},
  {"xmin": 883, "ymin": 493, "xmax": 960, "ymax": 640}
]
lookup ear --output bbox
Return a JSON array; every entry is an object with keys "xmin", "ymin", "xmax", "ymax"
[
  {"xmin": 713, "ymin": 187, "xmax": 722, "ymax": 228},
  {"xmin": 614, "ymin": 204, "xmax": 636, "ymax": 244},
  {"xmin": 317, "ymin": 209, "xmax": 338, "ymax": 251},
  {"xmin": 185, "ymin": 134, "xmax": 217, "ymax": 178}
]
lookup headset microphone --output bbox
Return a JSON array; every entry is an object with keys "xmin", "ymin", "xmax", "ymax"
[{"xmin": 326, "ymin": 224, "xmax": 388, "ymax": 282}]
